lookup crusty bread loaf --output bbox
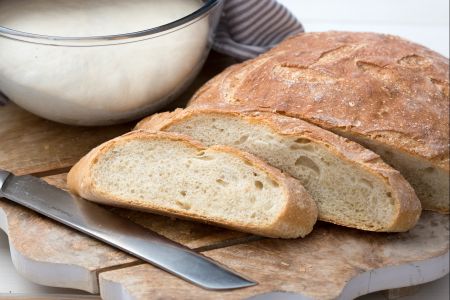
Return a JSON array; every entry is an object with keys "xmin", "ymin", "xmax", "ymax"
[
  {"xmin": 136, "ymin": 108, "xmax": 422, "ymax": 232},
  {"xmin": 188, "ymin": 31, "xmax": 450, "ymax": 213},
  {"xmin": 67, "ymin": 130, "xmax": 318, "ymax": 238}
]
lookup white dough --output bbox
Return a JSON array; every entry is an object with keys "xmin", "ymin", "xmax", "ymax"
[{"xmin": 0, "ymin": 0, "xmax": 209, "ymax": 125}]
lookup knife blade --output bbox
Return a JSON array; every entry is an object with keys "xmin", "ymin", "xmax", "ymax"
[{"xmin": 0, "ymin": 170, "xmax": 256, "ymax": 290}]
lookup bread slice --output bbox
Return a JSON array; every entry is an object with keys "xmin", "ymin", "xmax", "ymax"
[
  {"xmin": 188, "ymin": 31, "xmax": 449, "ymax": 213},
  {"xmin": 136, "ymin": 109, "xmax": 422, "ymax": 232},
  {"xmin": 67, "ymin": 130, "xmax": 318, "ymax": 238}
]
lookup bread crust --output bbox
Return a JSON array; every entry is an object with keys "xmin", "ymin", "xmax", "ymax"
[
  {"xmin": 136, "ymin": 108, "xmax": 422, "ymax": 232},
  {"xmin": 68, "ymin": 130, "xmax": 318, "ymax": 239},
  {"xmin": 188, "ymin": 31, "xmax": 449, "ymax": 173}
]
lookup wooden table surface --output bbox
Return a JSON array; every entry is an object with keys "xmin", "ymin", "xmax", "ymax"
[{"xmin": 1, "ymin": 0, "xmax": 448, "ymax": 299}]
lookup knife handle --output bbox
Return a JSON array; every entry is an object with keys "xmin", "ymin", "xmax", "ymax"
[{"xmin": 0, "ymin": 170, "xmax": 11, "ymax": 195}]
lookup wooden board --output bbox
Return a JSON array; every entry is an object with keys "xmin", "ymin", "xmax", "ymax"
[
  {"xmin": 0, "ymin": 103, "xmax": 131, "ymax": 176},
  {"xmin": 0, "ymin": 52, "xmax": 448, "ymax": 299},
  {"xmin": 99, "ymin": 211, "xmax": 449, "ymax": 300}
]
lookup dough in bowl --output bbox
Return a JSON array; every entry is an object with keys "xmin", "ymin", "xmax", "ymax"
[{"xmin": 0, "ymin": 0, "xmax": 209, "ymax": 125}]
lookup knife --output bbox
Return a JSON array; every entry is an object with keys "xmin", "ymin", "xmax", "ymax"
[{"xmin": 0, "ymin": 170, "xmax": 256, "ymax": 290}]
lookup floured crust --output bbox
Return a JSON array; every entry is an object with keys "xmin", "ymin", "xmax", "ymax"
[
  {"xmin": 136, "ymin": 108, "xmax": 422, "ymax": 232},
  {"xmin": 188, "ymin": 31, "xmax": 450, "ymax": 172},
  {"xmin": 67, "ymin": 130, "xmax": 318, "ymax": 238}
]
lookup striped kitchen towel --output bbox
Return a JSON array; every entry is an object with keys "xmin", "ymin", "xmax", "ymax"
[{"xmin": 214, "ymin": 0, "xmax": 304, "ymax": 60}]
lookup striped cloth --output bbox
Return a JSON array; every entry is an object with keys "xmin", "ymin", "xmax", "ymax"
[{"xmin": 213, "ymin": 0, "xmax": 304, "ymax": 60}]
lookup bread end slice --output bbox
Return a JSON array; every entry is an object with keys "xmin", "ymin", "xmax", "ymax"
[{"xmin": 68, "ymin": 130, "xmax": 318, "ymax": 238}]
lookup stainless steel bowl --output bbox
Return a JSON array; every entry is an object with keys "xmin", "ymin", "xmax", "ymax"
[{"xmin": 0, "ymin": 0, "xmax": 223, "ymax": 125}]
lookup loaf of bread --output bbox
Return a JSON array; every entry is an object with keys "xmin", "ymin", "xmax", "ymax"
[
  {"xmin": 188, "ymin": 31, "xmax": 449, "ymax": 213},
  {"xmin": 137, "ymin": 108, "xmax": 422, "ymax": 232},
  {"xmin": 67, "ymin": 130, "xmax": 318, "ymax": 238}
]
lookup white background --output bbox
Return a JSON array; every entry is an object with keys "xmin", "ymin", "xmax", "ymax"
[
  {"xmin": 1, "ymin": 0, "xmax": 449, "ymax": 299},
  {"xmin": 279, "ymin": 0, "xmax": 449, "ymax": 56}
]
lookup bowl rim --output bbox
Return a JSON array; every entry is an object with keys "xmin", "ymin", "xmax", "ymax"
[{"xmin": 0, "ymin": 0, "xmax": 222, "ymax": 43}]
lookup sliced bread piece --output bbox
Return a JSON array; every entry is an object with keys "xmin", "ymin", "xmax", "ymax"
[
  {"xmin": 136, "ymin": 109, "xmax": 422, "ymax": 232},
  {"xmin": 67, "ymin": 130, "xmax": 318, "ymax": 238}
]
